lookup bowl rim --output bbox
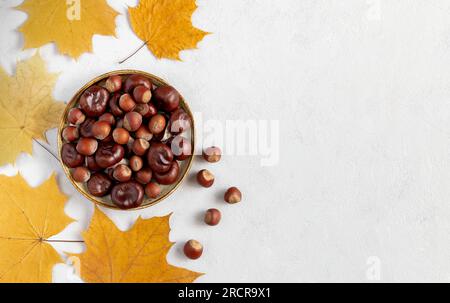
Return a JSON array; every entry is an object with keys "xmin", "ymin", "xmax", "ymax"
[{"xmin": 58, "ymin": 70, "xmax": 195, "ymax": 211}]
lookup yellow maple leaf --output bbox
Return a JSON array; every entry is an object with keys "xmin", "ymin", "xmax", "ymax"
[
  {"xmin": 72, "ymin": 209, "xmax": 203, "ymax": 283},
  {"xmin": 17, "ymin": 0, "xmax": 118, "ymax": 58},
  {"xmin": 0, "ymin": 54, "xmax": 65, "ymax": 167},
  {"xmin": 129, "ymin": 0, "xmax": 208, "ymax": 60},
  {"xmin": 0, "ymin": 174, "xmax": 73, "ymax": 282}
]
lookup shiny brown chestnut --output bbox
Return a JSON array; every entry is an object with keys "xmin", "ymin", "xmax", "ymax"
[
  {"xmin": 147, "ymin": 143, "xmax": 174, "ymax": 173},
  {"xmin": 79, "ymin": 85, "xmax": 109, "ymax": 117},
  {"xmin": 154, "ymin": 161, "xmax": 179, "ymax": 185},
  {"xmin": 86, "ymin": 156, "xmax": 101, "ymax": 172},
  {"xmin": 79, "ymin": 118, "xmax": 96, "ymax": 138},
  {"xmin": 168, "ymin": 108, "xmax": 191, "ymax": 134},
  {"xmin": 87, "ymin": 173, "xmax": 113, "ymax": 197},
  {"xmin": 109, "ymin": 93, "xmax": 124, "ymax": 117},
  {"xmin": 111, "ymin": 182, "xmax": 144, "ymax": 209},
  {"xmin": 61, "ymin": 143, "xmax": 85, "ymax": 168},
  {"xmin": 95, "ymin": 142, "xmax": 125, "ymax": 168},
  {"xmin": 153, "ymin": 86, "xmax": 180, "ymax": 112},
  {"xmin": 124, "ymin": 74, "xmax": 152, "ymax": 93},
  {"xmin": 135, "ymin": 167, "xmax": 152, "ymax": 184}
]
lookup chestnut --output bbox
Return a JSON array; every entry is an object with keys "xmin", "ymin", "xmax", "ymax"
[
  {"xmin": 86, "ymin": 156, "xmax": 101, "ymax": 172},
  {"xmin": 98, "ymin": 113, "xmax": 116, "ymax": 126},
  {"xmin": 61, "ymin": 143, "xmax": 85, "ymax": 168},
  {"xmin": 92, "ymin": 121, "xmax": 111, "ymax": 140},
  {"xmin": 168, "ymin": 136, "xmax": 191, "ymax": 161},
  {"xmin": 95, "ymin": 142, "xmax": 125, "ymax": 168},
  {"xmin": 133, "ymin": 85, "xmax": 152, "ymax": 104},
  {"xmin": 148, "ymin": 114, "xmax": 166, "ymax": 135},
  {"xmin": 168, "ymin": 108, "xmax": 191, "ymax": 134},
  {"xmin": 135, "ymin": 167, "xmax": 153, "ymax": 184},
  {"xmin": 154, "ymin": 161, "xmax": 179, "ymax": 185},
  {"xmin": 62, "ymin": 126, "xmax": 79, "ymax": 142},
  {"xmin": 203, "ymin": 146, "xmax": 222, "ymax": 163},
  {"xmin": 87, "ymin": 173, "xmax": 113, "ymax": 197},
  {"xmin": 197, "ymin": 169, "xmax": 214, "ymax": 188},
  {"xmin": 76, "ymin": 137, "xmax": 98, "ymax": 156},
  {"xmin": 105, "ymin": 75, "xmax": 122, "ymax": 93},
  {"xmin": 147, "ymin": 143, "xmax": 174, "ymax": 173},
  {"xmin": 153, "ymin": 86, "xmax": 180, "ymax": 112},
  {"xmin": 109, "ymin": 93, "xmax": 124, "ymax": 117},
  {"xmin": 113, "ymin": 164, "xmax": 132, "ymax": 182},
  {"xmin": 183, "ymin": 240, "xmax": 203, "ymax": 260},
  {"xmin": 119, "ymin": 94, "xmax": 136, "ymax": 112},
  {"xmin": 79, "ymin": 85, "xmax": 109, "ymax": 117},
  {"xmin": 204, "ymin": 208, "xmax": 221, "ymax": 226},
  {"xmin": 135, "ymin": 125, "xmax": 153, "ymax": 141},
  {"xmin": 124, "ymin": 74, "xmax": 152, "ymax": 93},
  {"xmin": 145, "ymin": 182, "xmax": 161, "ymax": 199},
  {"xmin": 112, "ymin": 128, "xmax": 130, "ymax": 145},
  {"xmin": 123, "ymin": 112, "xmax": 142, "ymax": 132},
  {"xmin": 79, "ymin": 118, "xmax": 96, "ymax": 138},
  {"xmin": 111, "ymin": 182, "xmax": 144, "ymax": 209},
  {"xmin": 146, "ymin": 103, "xmax": 158, "ymax": 117},
  {"xmin": 67, "ymin": 108, "xmax": 86, "ymax": 125},
  {"xmin": 129, "ymin": 155, "xmax": 143, "ymax": 172},
  {"xmin": 72, "ymin": 166, "xmax": 91, "ymax": 183},
  {"xmin": 224, "ymin": 187, "xmax": 242, "ymax": 204}
]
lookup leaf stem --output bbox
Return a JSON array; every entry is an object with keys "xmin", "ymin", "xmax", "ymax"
[
  {"xmin": 119, "ymin": 41, "xmax": 148, "ymax": 64},
  {"xmin": 33, "ymin": 138, "xmax": 59, "ymax": 161},
  {"xmin": 44, "ymin": 239, "xmax": 85, "ymax": 243}
]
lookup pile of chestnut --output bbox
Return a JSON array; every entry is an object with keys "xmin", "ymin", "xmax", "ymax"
[{"xmin": 61, "ymin": 74, "xmax": 192, "ymax": 209}]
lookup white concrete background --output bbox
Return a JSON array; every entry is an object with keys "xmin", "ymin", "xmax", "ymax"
[{"xmin": 1, "ymin": 0, "xmax": 450, "ymax": 282}]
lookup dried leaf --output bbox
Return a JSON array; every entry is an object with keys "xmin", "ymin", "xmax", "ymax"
[
  {"xmin": 72, "ymin": 209, "xmax": 202, "ymax": 283},
  {"xmin": 0, "ymin": 54, "xmax": 65, "ymax": 167},
  {"xmin": 17, "ymin": 0, "xmax": 118, "ymax": 58},
  {"xmin": 129, "ymin": 0, "xmax": 208, "ymax": 60},
  {"xmin": 0, "ymin": 174, "xmax": 73, "ymax": 282}
]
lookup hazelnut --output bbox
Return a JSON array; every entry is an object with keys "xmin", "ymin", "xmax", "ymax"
[
  {"xmin": 92, "ymin": 121, "xmax": 111, "ymax": 140},
  {"xmin": 62, "ymin": 126, "xmax": 79, "ymax": 142},
  {"xmin": 148, "ymin": 114, "xmax": 166, "ymax": 135},
  {"xmin": 132, "ymin": 138, "xmax": 150, "ymax": 156},
  {"xmin": 129, "ymin": 155, "xmax": 143, "ymax": 172},
  {"xmin": 76, "ymin": 137, "xmax": 98, "ymax": 156},
  {"xmin": 79, "ymin": 86, "xmax": 109, "ymax": 117},
  {"xmin": 196, "ymin": 169, "xmax": 214, "ymax": 188},
  {"xmin": 153, "ymin": 86, "xmax": 180, "ymax": 112},
  {"xmin": 123, "ymin": 112, "xmax": 142, "ymax": 132},
  {"xmin": 71, "ymin": 166, "xmax": 91, "ymax": 183},
  {"xmin": 113, "ymin": 164, "xmax": 132, "ymax": 182},
  {"xmin": 98, "ymin": 113, "xmax": 116, "ymax": 126},
  {"xmin": 204, "ymin": 209, "xmax": 221, "ymax": 226},
  {"xmin": 224, "ymin": 187, "xmax": 242, "ymax": 204},
  {"xmin": 67, "ymin": 108, "xmax": 85, "ymax": 125},
  {"xmin": 183, "ymin": 240, "xmax": 203, "ymax": 260},
  {"xmin": 135, "ymin": 167, "xmax": 152, "ymax": 184},
  {"xmin": 133, "ymin": 85, "xmax": 152, "ymax": 104},
  {"xmin": 119, "ymin": 94, "xmax": 136, "ymax": 112},
  {"xmin": 145, "ymin": 182, "xmax": 161, "ymax": 199},
  {"xmin": 135, "ymin": 125, "xmax": 153, "ymax": 141},
  {"xmin": 112, "ymin": 128, "xmax": 130, "ymax": 145},
  {"xmin": 61, "ymin": 143, "xmax": 85, "ymax": 168},
  {"xmin": 203, "ymin": 146, "xmax": 222, "ymax": 163},
  {"xmin": 105, "ymin": 75, "xmax": 122, "ymax": 93},
  {"xmin": 135, "ymin": 103, "xmax": 150, "ymax": 117}
]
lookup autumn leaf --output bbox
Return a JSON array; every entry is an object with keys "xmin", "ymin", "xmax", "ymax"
[
  {"xmin": 72, "ymin": 209, "xmax": 202, "ymax": 283},
  {"xmin": 17, "ymin": 0, "xmax": 118, "ymax": 58},
  {"xmin": 0, "ymin": 54, "xmax": 65, "ymax": 167},
  {"xmin": 0, "ymin": 174, "xmax": 73, "ymax": 282},
  {"xmin": 129, "ymin": 0, "xmax": 208, "ymax": 60}
]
